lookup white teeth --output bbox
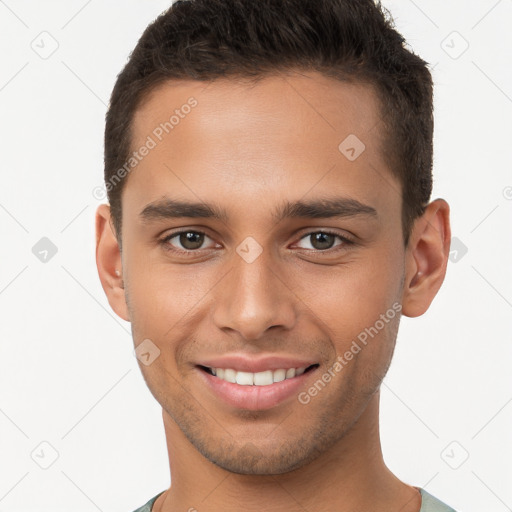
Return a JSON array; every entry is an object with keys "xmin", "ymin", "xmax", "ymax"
[
  {"xmin": 223, "ymin": 368, "xmax": 237, "ymax": 383},
  {"xmin": 236, "ymin": 371, "xmax": 254, "ymax": 385},
  {"xmin": 273, "ymin": 369, "xmax": 286, "ymax": 382},
  {"xmin": 254, "ymin": 370, "xmax": 273, "ymax": 386},
  {"xmin": 208, "ymin": 366, "xmax": 309, "ymax": 386}
]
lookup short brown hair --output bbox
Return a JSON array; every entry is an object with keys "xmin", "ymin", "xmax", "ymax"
[{"xmin": 104, "ymin": 0, "xmax": 434, "ymax": 248}]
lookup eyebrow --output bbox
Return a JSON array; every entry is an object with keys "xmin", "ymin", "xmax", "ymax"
[{"xmin": 139, "ymin": 196, "xmax": 378, "ymax": 224}]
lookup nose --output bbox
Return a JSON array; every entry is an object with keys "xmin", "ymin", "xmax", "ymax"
[{"xmin": 212, "ymin": 248, "xmax": 297, "ymax": 341}]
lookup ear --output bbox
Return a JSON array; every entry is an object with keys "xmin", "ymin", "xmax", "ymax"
[
  {"xmin": 401, "ymin": 198, "xmax": 451, "ymax": 318},
  {"xmin": 95, "ymin": 204, "xmax": 130, "ymax": 322}
]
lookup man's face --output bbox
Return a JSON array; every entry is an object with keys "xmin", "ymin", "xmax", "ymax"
[{"xmin": 119, "ymin": 71, "xmax": 406, "ymax": 474}]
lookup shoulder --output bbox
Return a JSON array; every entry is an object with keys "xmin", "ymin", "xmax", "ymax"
[
  {"xmin": 130, "ymin": 491, "xmax": 165, "ymax": 512},
  {"xmin": 419, "ymin": 488, "xmax": 457, "ymax": 512}
]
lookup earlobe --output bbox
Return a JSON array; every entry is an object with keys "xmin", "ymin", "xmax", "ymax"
[
  {"xmin": 401, "ymin": 199, "xmax": 451, "ymax": 318},
  {"xmin": 95, "ymin": 204, "xmax": 130, "ymax": 322}
]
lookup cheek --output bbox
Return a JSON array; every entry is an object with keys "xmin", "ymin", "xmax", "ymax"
[
  {"xmin": 288, "ymin": 244, "xmax": 403, "ymax": 374},
  {"xmin": 124, "ymin": 261, "xmax": 222, "ymax": 382},
  {"xmin": 294, "ymin": 254, "xmax": 402, "ymax": 332},
  {"xmin": 125, "ymin": 251, "xmax": 215, "ymax": 329}
]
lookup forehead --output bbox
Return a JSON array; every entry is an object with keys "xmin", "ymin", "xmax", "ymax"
[
  {"xmin": 132, "ymin": 71, "xmax": 383, "ymax": 150},
  {"xmin": 124, "ymin": 71, "xmax": 398, "ymax": 224}
]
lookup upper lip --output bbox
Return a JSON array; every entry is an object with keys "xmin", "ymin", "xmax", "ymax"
[{"xmin": 196, "ymin": 354, "xmax": 318, "ymax": 373}]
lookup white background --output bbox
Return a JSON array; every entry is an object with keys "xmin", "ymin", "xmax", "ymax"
[{"xmin": 0, "ymin": 1, "xmax": 511, "ymax": 511}]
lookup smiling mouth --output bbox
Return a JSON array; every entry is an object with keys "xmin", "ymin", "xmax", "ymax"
[{"xmin": 197, "ymin": 364, "xmax": 319, "ymax": 386}]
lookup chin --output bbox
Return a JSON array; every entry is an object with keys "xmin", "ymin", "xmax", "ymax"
[{"xmin": 196, "ymin": 432, "xmax": 329, "ymax": 476}]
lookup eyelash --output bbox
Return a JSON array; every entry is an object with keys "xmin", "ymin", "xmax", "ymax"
[{"xmin": 158, "ymin": 229, "xmax": 355, "ymax": 256}]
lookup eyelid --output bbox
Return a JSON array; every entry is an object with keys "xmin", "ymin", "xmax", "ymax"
[
  {"xmin": 292, "ymin": 229, "xmax": 355, "ymax": 252},
  {"xmin": 160, "ymin": 229, "xmax": 218, "ymax": 253},
  {"xmin": 295, "ymin": 228, "xmax": 355, "ymax": 244}
]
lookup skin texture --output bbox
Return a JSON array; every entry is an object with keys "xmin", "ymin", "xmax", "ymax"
[{"xmin": 95, "ymin": 71, "xmax": 451, "ymax": 512}]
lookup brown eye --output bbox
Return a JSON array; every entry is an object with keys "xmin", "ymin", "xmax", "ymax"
[
  {"xmin": 178, "ymin": 231, "xmax": 205, "ymax": 250},
  {"xmin": 309, "ymin": 232, "xmax": 336, "ymax": 250},
  {"xmin": 296, "ymin": 231, "xmax": 352, "ymax": 251},
  {"xmin": 161, "ymin": 230, "xmax": 216, "ymax": 252}
]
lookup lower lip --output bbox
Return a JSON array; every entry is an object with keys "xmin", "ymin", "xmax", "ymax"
[{"xmin": 196, "ymin": 366, "xmax": 317, "ymax": 411}]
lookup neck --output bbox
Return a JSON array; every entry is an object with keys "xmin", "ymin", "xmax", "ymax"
[{"xmin": 154, "ymin": 391, "xmax": 421, "ymax": 512}]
